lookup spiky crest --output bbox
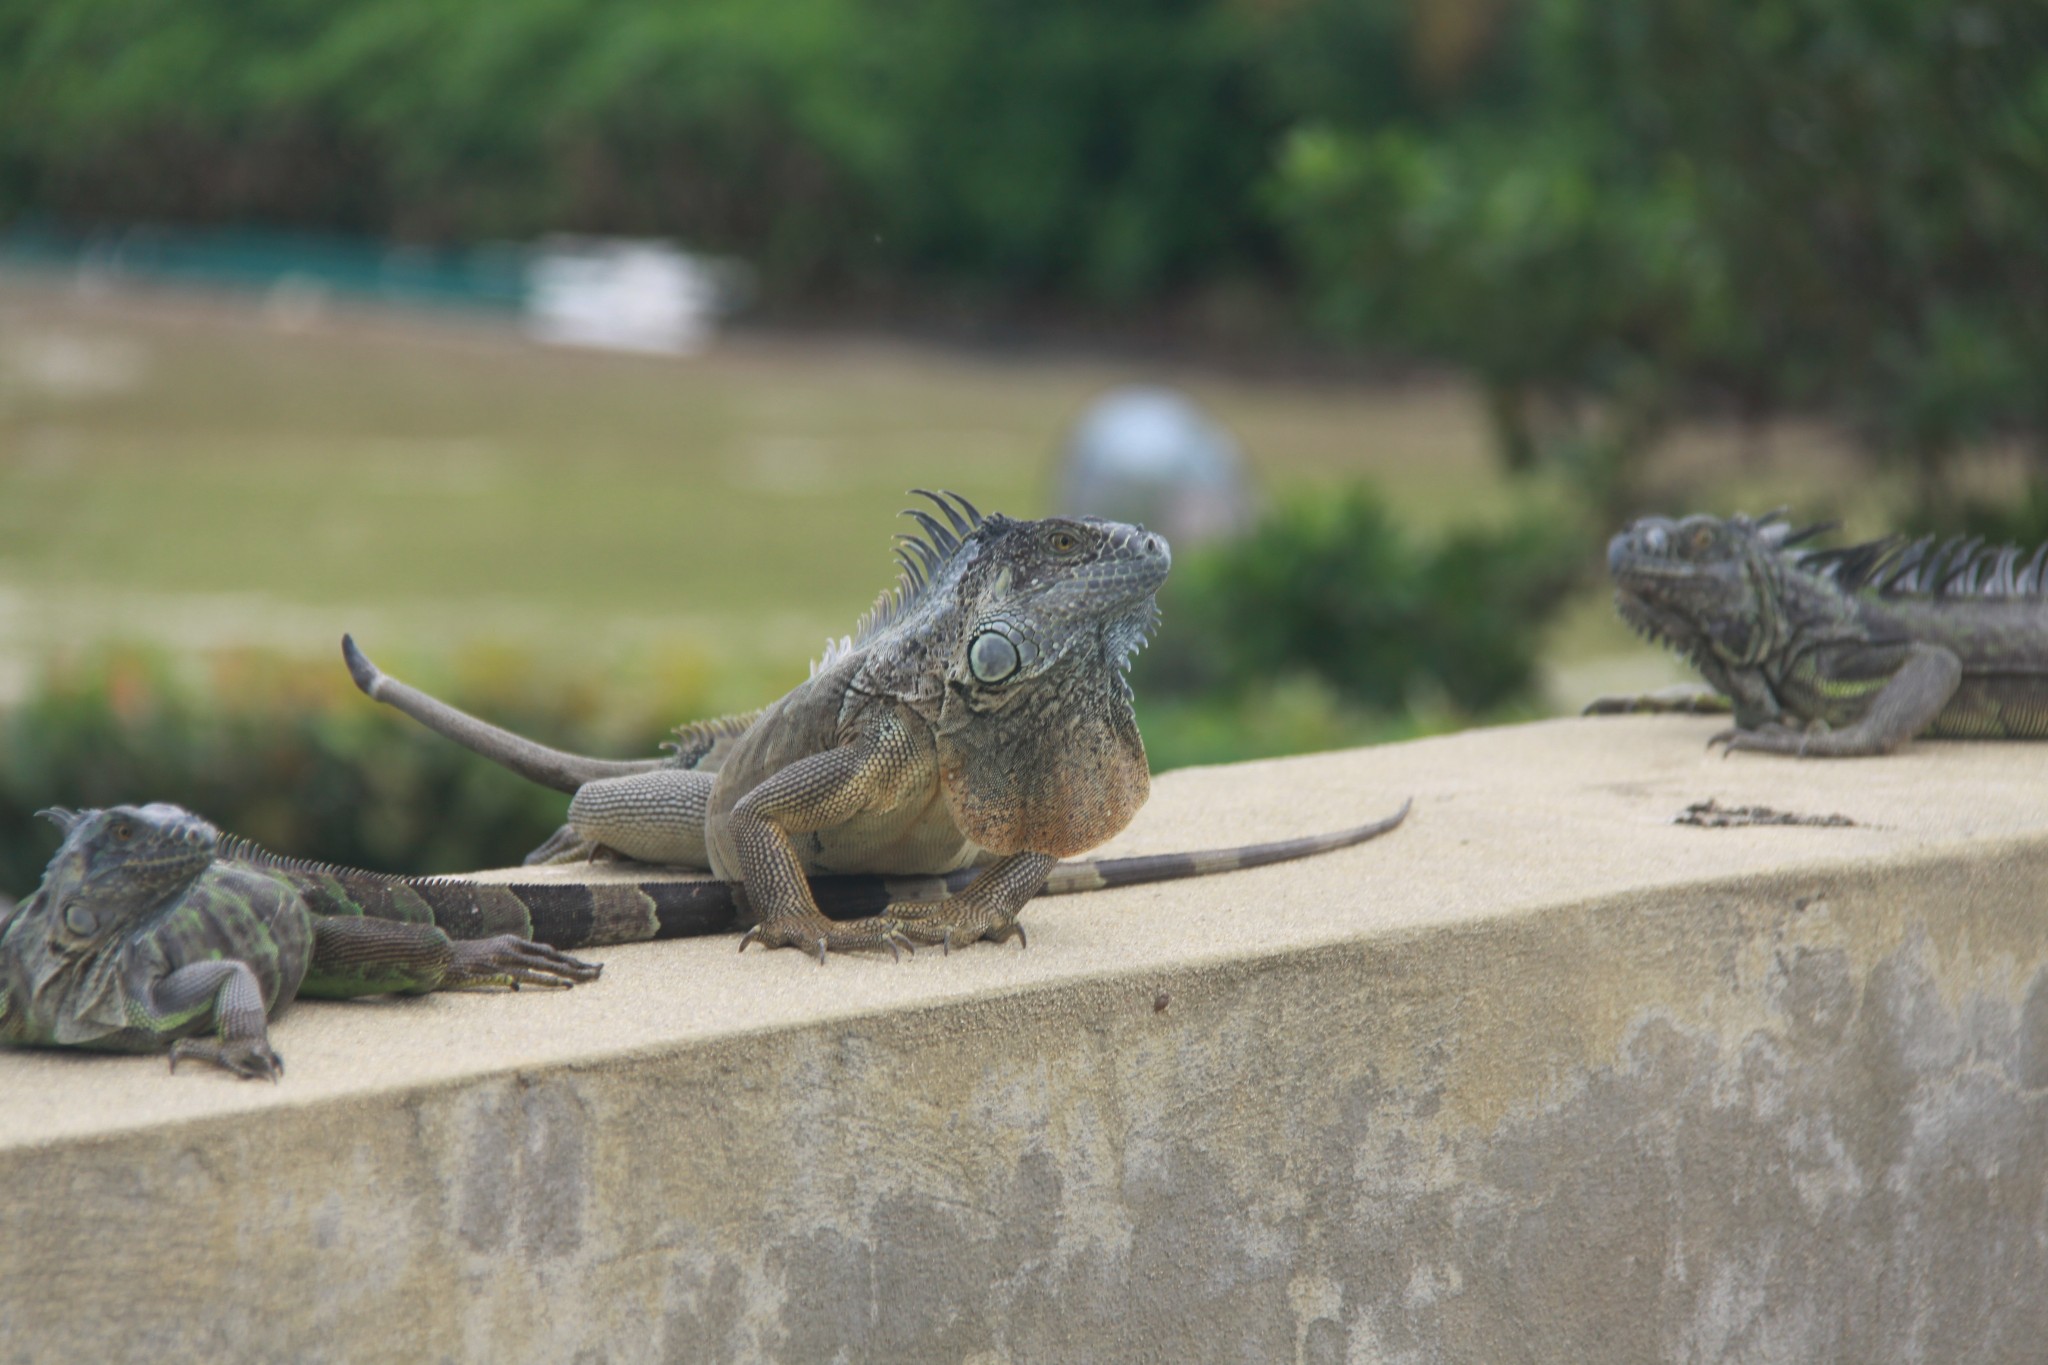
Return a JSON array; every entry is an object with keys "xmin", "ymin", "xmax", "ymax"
[
  {"xmin": 213, "ymin": 834, "xmax": 457, "ymax": 888},
  {"xmin": 1797, "ymin": 533, "xmax": 2048, "ymax": 600},
  {"xmin": 813, "ymin": 489, "xmax": 986, "ymax": 673}
]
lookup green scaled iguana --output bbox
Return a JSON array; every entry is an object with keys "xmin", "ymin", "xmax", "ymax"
[
  {"xmin": 345, "ymin": 491, "xmax": 1412, "ymax": 958},
  {"xmin": 1, "ymin": 793, "xmax": 1410, "ymax": 1076},
  {"xmin": 1587, "ymin": 511, "xmax": 2048, "ymax": 756},
  {"xmin": 0, "ymin": 802, "xmax": 601, "ymax": 1079}
]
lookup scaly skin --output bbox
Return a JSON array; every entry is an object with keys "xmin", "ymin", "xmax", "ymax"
[
  {"xmin": 1588, "ymin": 513, "xmax": 2048, "ymax": 756},
  {"xmin": 0, "ymin": 804, "xmax": 601, "ymax": 1079},
  {"xmin": 345, "ymin": 491, "xmax": 1412, "ymax": 959}
]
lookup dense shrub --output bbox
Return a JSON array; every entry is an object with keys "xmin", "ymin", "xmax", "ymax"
[
  {"xmin": 1273, "ymin": 0, "xmax": 2048, "ymax": 515},
  {"xmin": 0, "ymin": 645, "xmax": 692, "ymax": 899},
  {"xmin": 1136, "ymin": 487, "xmax": 1584, "ymax": 718}
]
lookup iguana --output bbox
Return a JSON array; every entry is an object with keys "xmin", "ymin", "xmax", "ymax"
[
  {"xmin": 1588, "ymin": 511, "xmax": 2048, "ymax": 756},
  {"xmin": 0, "ymin": 791, "xmax": 1411, "ymax": 1078},
  {"xmin": 0, "ymin": 802, "xmax": 602, "ymax": 1079},
  {"xmin": 344, "ymin": 491, "xmax": 1411, "ymax": 958}
]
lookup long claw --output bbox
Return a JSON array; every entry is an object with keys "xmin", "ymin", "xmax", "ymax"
[{"xmin": 738, "ymin": 927, "xmax": 760, "ymax": 953}]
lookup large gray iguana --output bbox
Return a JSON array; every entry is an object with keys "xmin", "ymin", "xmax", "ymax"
[
  {"xmin": 1589, "ymin": 511, "xmax": 2048, "ymax": 756},
  {"xmin": 345, "ymin": 491, "xmax": 1410, "ymax": 958},
  {"xmin": 0, "ymin": 802, "xmax": 601, "ymax": 1079}
]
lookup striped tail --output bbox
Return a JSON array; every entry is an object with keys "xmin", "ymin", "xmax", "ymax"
[
  {"xmin": 219, "ymin": 798, "xmax": 1411, "ymax": 950},
  {"xmin": 1037, "ymin": 799, "xmax": 1411, "ymax": 894}
]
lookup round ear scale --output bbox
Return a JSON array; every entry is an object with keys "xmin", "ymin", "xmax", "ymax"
[
  {"xmin": 34, "ymin": 807, "xmax": 84, "ymax": 834},
  {"xmin": 969, "ymin": 629, "xmax": 1022, "ymax": 684}
]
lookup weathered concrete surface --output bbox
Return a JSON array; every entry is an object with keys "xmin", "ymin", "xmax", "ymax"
[{"xmin": 4, "ymin": 716, "xmax": 2048, "ymax": 1363}]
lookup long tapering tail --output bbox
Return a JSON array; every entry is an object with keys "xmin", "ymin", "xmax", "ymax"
[
  {"xmin": 342, "ymin": 634, "xmax": 671, "ymax": 793},
  {"xmin": 223, "ymin": 798, "xmax": 1411, "ymax": 951},
  {"xmin": 1036, "ymin": 799, "xmax": 1412, "ymax": 894}
]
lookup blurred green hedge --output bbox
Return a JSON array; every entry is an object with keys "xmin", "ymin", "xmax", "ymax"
[
  {"xmin": 0, "ymin": 644, "xmax": 695, "ymax": 899},
  {"xmin": 1132, "ymin": 486, "xmax": 1584, "ymax": 766}
]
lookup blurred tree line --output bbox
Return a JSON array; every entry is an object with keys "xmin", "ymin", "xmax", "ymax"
[{"xmin": 5, "ymin": 0, "xmax": 2041, "ymax": 512}]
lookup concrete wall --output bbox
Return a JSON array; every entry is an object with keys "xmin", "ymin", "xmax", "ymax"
[{"xmin": 4, "ymin": 717, "xmax": 2047, "ymax": 1363}]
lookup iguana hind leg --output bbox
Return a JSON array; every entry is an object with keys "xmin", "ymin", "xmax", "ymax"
[
  {"xmin": 526, "ymin": 768, "xmax": 717, "ymax": 865},
  {"xmin": 886, "ymin": 851, "xmax": 1057, "ymax": 952}
]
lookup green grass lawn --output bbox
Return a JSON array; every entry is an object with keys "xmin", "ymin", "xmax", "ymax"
[{"xmin": 0, "ymin": 272, "xmax": 1883, "ymax": 752}]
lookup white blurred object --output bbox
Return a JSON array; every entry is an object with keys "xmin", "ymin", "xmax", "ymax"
[
  {"xmin": 1059, "ymin": 385, "xmax": 1256, "ymax": 546},
  {"xmin": 525, "ymin": 238, "xmax": 741, "ymax": 355}
]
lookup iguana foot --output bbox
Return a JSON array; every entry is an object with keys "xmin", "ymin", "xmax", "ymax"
[
  {"xmin": 889, "ymin": 899, "xmax": 1029, "ymax": 953},
  {"xmin": 738, "ymin": 914, "xmax": 914, "ymax": 963},
  {"xmin": 444, "ymin": 936, "xmax": 604, "ymax": 989},
  {"xmin": 169, "ymin": 1035, "xmax": 284, "ymax": 1081},
  {"xmin": 1709, "ymin": 721, "xmax": 1799, "ymax": 756},
  {"xmin": 524, "ymin": 825, "xmax": 624, "ymax": 866}
]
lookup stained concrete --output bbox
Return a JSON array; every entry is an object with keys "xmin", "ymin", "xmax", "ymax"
[{"xmin": 4, "ymin": 715, "xmax": 2048, "ymax": 1362}]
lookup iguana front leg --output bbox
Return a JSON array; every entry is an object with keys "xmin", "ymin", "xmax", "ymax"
[
  {"xmin": 1712, "ymin": 643, "xmax": 1962, "ymax": 756},
  {"xmin": 731, "ymin": 721, "xmax": 925, "ymax": 961},
  {"xmin": 887, "ymin": 851, "xmax": 1058, "ymax": 952},
  {"xmin": 152, "ymin": 959, "xmax": 283, "ymax": 1081},
  {"xmin": 300, "ymin": 916, "xmax": 600, "ymax": 997}
]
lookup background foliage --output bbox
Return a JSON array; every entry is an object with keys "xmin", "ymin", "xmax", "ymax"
[
  {"xmin": 0, "ymin": 646, "xmax": 678, "ymax": 895},
  {"xmin": 3, "ymin": 0, "xmax": 2043, "ymax": 889},
  {"xmin": 6, "ymin": 0, "xmax": 2038, "ymax": 500}
]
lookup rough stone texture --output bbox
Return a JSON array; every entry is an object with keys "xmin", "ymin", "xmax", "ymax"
[{"xmin": 4, "ymin": 715, "xmax": 2048, "ymax": 1363}]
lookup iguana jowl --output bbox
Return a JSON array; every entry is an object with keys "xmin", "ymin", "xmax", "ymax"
[
  {"xmin": 0, "ymin": 803, "xmax": 601, "ymax": 1079},
  {"xmin": 1591, "ymin": 512, "xmax": 2048, "ymax": 756},
  {"xmin": 345, "ymin": 491, "xmax": 1411, "ymax": 957}
]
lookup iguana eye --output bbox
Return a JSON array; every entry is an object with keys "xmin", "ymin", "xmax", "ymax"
[
  {"xmin": 1047, "ymin": 530, "xmax": 1079, "ymax": 554},
  {"xmin": 112, "ymin": 823, "xmax": 133, "ymax": 842},
  {"xmin": 1691, "ymin": 526, "xmax": 1714, "ymax": 551},
  {"xmin": 968, "ymin": 630, "xmax": 1021, "ymax": 683}
]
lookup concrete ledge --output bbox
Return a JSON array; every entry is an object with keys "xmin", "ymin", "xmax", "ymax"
[{"xmin": 6, "ymin": 717, "xmax": 2048, "ymax": 1361}]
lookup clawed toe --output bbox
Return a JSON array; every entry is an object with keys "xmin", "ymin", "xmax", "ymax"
[
  {"xmin": 738, "ymin": 917, "xmax": 912, "ymax": 962},
  {"xmin": 449, "ymin": 936, "xmax": 603, "ymax": 989},
  {"xmin": 169, "ymin": 1036, "xmax": 284, "ymax": 1082}
]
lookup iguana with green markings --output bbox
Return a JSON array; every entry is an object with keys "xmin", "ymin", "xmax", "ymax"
[
  {"xmin": 0, "ymin": 802, "xmax": 602, "ymax": 1079},
  {"xmin": 344, "ymin": 490, "xmax": 1411, "ymax": 958},
  {"xmin": 0, "ymin": 791, "xmax": 1409, "ymax": 1078},
  {"xmin": 1587, "ymin": 511, "xmax": 2048, "ymax": 756}
]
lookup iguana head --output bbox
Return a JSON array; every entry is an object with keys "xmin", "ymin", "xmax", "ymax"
[
  {"xmin": 1607, "ymin": 513, "xmax": 1806, "ymax": 669},
  {"xmin": 28, "ymin": 804, "xmax": 219, "ymax": 954},
  {"xmin": 839, "ymin": 490, "xmax": 1171, "ymax": 710},
  {"xmin": 943, "ymin": 513, "xmax": 1171, "ymax": 702},
  {"xmin": 841, "ymin": 491, "xmax": 1169, "ymax": 857}
]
